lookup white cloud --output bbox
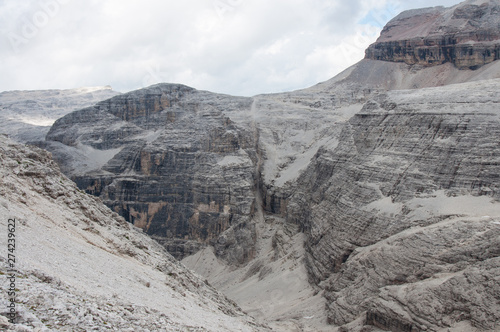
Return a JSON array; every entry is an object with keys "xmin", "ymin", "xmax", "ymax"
[{"xmin": 0, "ymin": 0, "xmax": 463, "ymax": 96}]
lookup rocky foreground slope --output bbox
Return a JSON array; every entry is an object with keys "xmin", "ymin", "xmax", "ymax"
[
  {"xmin": 19, "ymin": 0, "xmax": 500, "ymax": 330},
  {"xmin": 0, "ymin": 135, "xmax": 265, "ymax": 331}
]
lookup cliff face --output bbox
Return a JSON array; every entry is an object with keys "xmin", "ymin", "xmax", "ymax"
[
  {"xmin": 365, "ymin": 0, "xmax": 500, "ymax": 69},
  {"xmin": 288, "ymin": 79, "xmax": 500, "ymax": 330},
  {"xmin": 0, "ymin": 135, "xmax": 266, "ymax": 331},
  {"xmin": 45, "ymin": 84, "xmax": 258, "ymax": 263},
  {"xmin": 42, "ymin": 78, "xmax": 500, "ymax": 330}
]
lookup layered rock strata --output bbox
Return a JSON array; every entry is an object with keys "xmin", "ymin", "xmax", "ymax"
[
  {"xmin": 288, "ymin": 79, "xmax": 500, "ymax": 330},
  {"xmin": 39, "ymin": 1, "xmax": 500, "ymax": 330},
  {"xmin": 0, "ymin": 135, "xmax": 266, "ymax": 331},
  {"xmin": 43, "ymin": 61, "xmax": 500, "ymax": 332},
  {"xmin": 44, "ymin": 84, "xmax": 258, "ymax": 263},
  {"xmin": 365, "ymin": 0, "xmax": 500, "ymax": 69}
]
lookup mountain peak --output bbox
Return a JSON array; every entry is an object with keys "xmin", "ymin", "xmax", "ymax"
[{"xmin": 365, "ymin": 0, "xmax": 500, "ymax": 69}]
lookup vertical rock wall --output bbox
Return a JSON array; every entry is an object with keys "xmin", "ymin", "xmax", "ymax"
[
  {"xmin": 365, "ymin": 1, "xmax": 500, "ymax": 69},
  {"xmin": 45, "ymin": 84, "xmax": 259, "ymax": 264}
]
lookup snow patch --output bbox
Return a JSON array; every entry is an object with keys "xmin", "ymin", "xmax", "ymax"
[
  {"xmin": 364, "ymin": 195, "xmax": 404, "ymax": 216},
  {"xmin": 406, "ymin": 190, "xmax": 500, "ymax": 221},
  {"xmin": 76, "ymin": 143, "xmax": 123, "ymax": 171},
  {"xmin": 218, "ymin": 155, "xmax": 248, "ymax": 167}
]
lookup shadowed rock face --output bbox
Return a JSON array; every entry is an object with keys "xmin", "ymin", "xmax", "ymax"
[
  {"xmin": 44, "ymin": 80, "xmax": 500, "ymax": 330},
  {"xmin": 45, "ymin": 84, "xmax": 258, "ymax": 263},
  {"xmin": 365, "ymin": 0, "xmax": 500, "ymax": 69},
  {"xmin": 0, "ymin": 135, "xmax": 266, "ymax": 331}
]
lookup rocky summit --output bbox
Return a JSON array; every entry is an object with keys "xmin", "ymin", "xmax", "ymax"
[
  {"xmin": 365, "ymin": 0, "xmax": 500, "ymax": 69},
  {"xmin": 43, "ymin": 84, "xmax": 258, "ymax": 264},
  {"xmin": 9, "ymin": 0, "xmax": 499, "ymax": 330}
]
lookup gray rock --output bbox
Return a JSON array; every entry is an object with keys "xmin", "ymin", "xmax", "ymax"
[
  {"xmin": 289, "ymin": 79, "xmax": 500, "ymax": 330},
  {"xmin": 365, "ymin": 0, "xmax": 500, "ymax": 69},
  {"xmin": 44, "ymin": 84, "xmax": 259, "ymax": 264},
  {"xmin": 37, "ymin": 1, "xmax": 500, "ymax": 330},
  {"xmin": 0, "ymin": 135, "xmax": 267, "ymax": 331},
  {"xmin": 0, "ymin": 86, "xmax": 119, "ymax": 143}
]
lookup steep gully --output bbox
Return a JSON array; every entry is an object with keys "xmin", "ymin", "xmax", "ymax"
[
  {"xmin": 251, "ymin": 99, "xmax": 266, "ymax": 226},
  {"xmin": 182, "ymin": 97, "xmax": 325, "ymax": 330}
]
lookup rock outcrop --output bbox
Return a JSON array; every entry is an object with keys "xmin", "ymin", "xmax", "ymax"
[
  {"xmin": 288, "ymin": 79, "xmax": 500, "ymax": 331},
  {"xmin": 365, "ymin": 0, "xmax": 500, "ymax": 69},
  {"xmin": 0, "ymin": 135, "xmax": 266, "ymax": 331},
  {"xmin": 43, "ymin": 84, "xmax": 258, "ymax": 263}
]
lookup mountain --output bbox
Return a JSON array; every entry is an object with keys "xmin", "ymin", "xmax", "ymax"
[
  {"xmin": 0, "ymin": 135, "xmax": 266, "ymax": 331},
  {"xmin": 42, "ymin": 85, "xmax": 258, "ymax": 264},
  {"xmin": 0, "ymin": 86, "xmax": 119, "ymax": 143},
  {"xmin": 19, "ymin": 0, "xmax": 500, "ymax": 330},
  {"xmin": 288, "ymin": 78, "xmax": 500, "ymax": 330},
  {"xmin": 365, "ymin": 0, "xmax": 500, "ymax": 69},
  {"xmin": 317, "ymin": 0, "xmax": 500, "ymax": 92}
]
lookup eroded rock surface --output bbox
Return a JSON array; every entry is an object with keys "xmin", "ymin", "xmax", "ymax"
[
  {"xmin": 365, "ymin": 0, "xmax": 500, "ymax": 69},
  {"xmin": 0, "ymin": 135, "xmax": 266, "ymax": 331},
  {"xmin": 288, "ymin": 79, "xmax": 500, "ymax": 331},
  {"xmin": 37, "ymin": 1, "xmax": 500, "ymax": 330},
  {"xmin": 44, "ymin": 84, "xmax": 258, "ymax": 263}
]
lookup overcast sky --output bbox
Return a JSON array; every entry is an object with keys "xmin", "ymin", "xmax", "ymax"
[{"xmin": 0, "ymin": 0, "xmax": 463, "ymax": 96}]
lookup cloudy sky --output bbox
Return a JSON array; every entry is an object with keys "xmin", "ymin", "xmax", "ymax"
[{"xmin": 0, "ymin": 0, "xmax": 463, "ymax": 96}]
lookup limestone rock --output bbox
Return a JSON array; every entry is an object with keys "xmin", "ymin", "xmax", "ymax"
[
  {"xmin": 365, "ymin": 0, "xmax": 500, "ymax": 69},
  {"xmin": 0, "ymin": 135, "xmax": 267, "ymax": 331},
  {"xmin": 34, "ymin": 1, "xmax": 500, "ymax": 330},
  {"xmin": 0, "ymin": 86, "xmax": 119, "ymax": 143},
  {"xmin": 41, "ymin": 60, "xmax": 500, "ymax": 332},
  {"xmin": 44, "ymin": 83, "xmax": 258, "ymax": 264},
  {"xmin": 288, "ymin": 79, "xmax": 500, "ymax": 330}
]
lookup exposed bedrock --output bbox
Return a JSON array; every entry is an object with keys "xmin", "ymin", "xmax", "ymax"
[
  {"xmin": 365, "ymin": 1, "xmax": 500, "ymax": 69},
  {"xmin": 41, "ymin": 71, "xmax": 500, "ymax": 331},
  {"xmin": 45, "ymin": 84, "xmax": 259, "ymax": 264},
  {"xmin": 287, "ymin": 79, "xmax": 500, "ymax": 330},
  {"xmin": 39, "ymin": 1, "xmax": 500, "ymax": 329}
]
